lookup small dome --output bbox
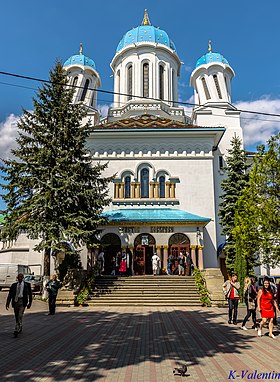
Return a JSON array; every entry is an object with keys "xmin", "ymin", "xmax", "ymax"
[
  {"xmin": 195, "ymin": 41, "xmax": 229, "ymax": 68},
  {"xmin": 116, "ymin": 10, "xmax": 176, "ymax": 53},
  {"xmin": 63, "ymin": 43, "xmax": 96, "ymax": 69}
]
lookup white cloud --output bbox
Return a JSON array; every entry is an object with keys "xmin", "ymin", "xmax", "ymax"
[
  {"xmin": 235, "ymin": 97, "xmax": 280, "ymax": 148},
  {"xmin": 0, "ymin": 114, "xmax": 20, "ymax": 160}
]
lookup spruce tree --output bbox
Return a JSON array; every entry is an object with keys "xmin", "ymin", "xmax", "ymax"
[
  {"xmin": 234, "ymin": 133, "xmax": 280, "ymax": 268},
  {"xmin": 219, "ymin": 136, "xmax": 249, "ymax": 274},
  {"xmin": 0, "ymin": 61, "xmax": 113, "ymax": 276}
]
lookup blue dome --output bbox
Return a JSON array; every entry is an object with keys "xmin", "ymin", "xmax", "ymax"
[
  {"xmin": 116, "ymin": 25, "xmax": 176, "ymax": 53},
  {"xmin": 63, "ymin": 53, "xmax": 96, "ymax": 69},
  {"xmin": 196, "ymin": 51, "xmax": 229, "ymax": 68}
]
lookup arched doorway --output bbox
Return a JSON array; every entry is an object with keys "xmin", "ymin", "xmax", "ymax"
[
  {"xmin": 100, "ymin": 233, "xmax": 121, "ymax": 275},
  {"xmin": 134, "ymin": 233, "xmax": 156, "ymax": 275},
  {"xmin": 168, "ymin": 233, "xmax": 190, "ymax": 275}
]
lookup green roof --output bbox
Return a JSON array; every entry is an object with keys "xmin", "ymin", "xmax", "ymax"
[{"xmin": 102, "ymin": 208, "xmax": 210, "ymax": 223}]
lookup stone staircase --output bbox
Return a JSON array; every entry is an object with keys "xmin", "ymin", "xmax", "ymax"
[{"xmin": 88, "ymin": 275, "xmax": 201, "ymax": 306}]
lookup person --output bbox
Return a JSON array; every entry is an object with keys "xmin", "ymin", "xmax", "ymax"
[
  {"xmin": 6, "ymin": 273, "xmax": 32, "ymax": 337},
  {"xmin": 257, "ymin": 276, "xmax": 279, "ymax": 338},
  {"xmin": 46, "ymin": 274, "xmax": 62, "ymax": 315},
  {"xmin": 186, "ymin": 252, "xmax": 193, "ymax": 276},
  {"xmin": 97, "ymin": 251, "xmax": 105, "ymax": 276},
  {"xmin": 111, "ymin": 256, "xmax": 116, "ymax": 276},
  {"xmin": 277, "ymin": 282, "xmax": 280, "ymax": 309},
  {"xmin": 167, "ymin": 254, "xmax": 174, "ymax": 275},
  {"xmin": 151, "ymin": 252, "xmax": 160, "ymax": 276},
  {"xmin": 119, "ymin": 254, "xmax": 127, "ymax": 276},
  {"xmin": 222, "ymin": 273, "xmax": 240, "ymax": 325},
  {"xmin": 116, "ymin": 251, "xmax": 122, "ymax": 275},
  {"xmin": 178, "ymin": 252, "xmax": 185, "ymax": 276},
  {"xmin": 241, "ymin": 277, "xmax": 258, "ymax": 330}
]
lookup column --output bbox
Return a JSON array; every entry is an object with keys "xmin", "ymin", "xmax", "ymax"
[
  {"xmin": 165, "ymin": 182, "xmax": 170, "ymax": 198},
  {"xmin": 150, "ymin": 182, "xmax": 154, "ymax": 198},
  {"xmin": 119, "ymin": 182, "xmax": 124, "ymax": 199},
  {"xmin": 190, "ymin": 245, "xmax": 196, "ymax": 267},
  {"xmin": 198, "ymin": 245, "xmax": 204, "ymax": 270},
  {"xmin": 115, "ymin": 183, "xmax": 119, "ymax": 199},
  {"xmin": 131, "ymin": 183, "xmax": 135, "ymax": 198},
  {"xmin": 135, "ymin": 182, "xmax": 140, "ymax": 198},
  {"xmin": 154, "ymin": 182, "xmax": 159, "ymax": 198},
  {"xmin": 170, "ymin": 182, "xmax": 175, "ymax": 198}
]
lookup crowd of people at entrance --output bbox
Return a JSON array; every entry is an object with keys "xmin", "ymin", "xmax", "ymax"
[{"xmin": 223, "ymin": 274, "xmax": 280, "ymax": 339}]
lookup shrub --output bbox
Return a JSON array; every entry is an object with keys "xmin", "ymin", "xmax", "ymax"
[{"xmin": 193, "ymin": 268, "xmax": 211, "ymax": 307}]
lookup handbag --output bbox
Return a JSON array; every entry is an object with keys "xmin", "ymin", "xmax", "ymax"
[{"xmin": 248, "ymin": 299, "xmax": 256, "ymax": 310}]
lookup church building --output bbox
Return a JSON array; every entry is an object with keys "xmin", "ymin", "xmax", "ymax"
[{"xmin": 62, "ymin": 10, "xmax": 242, "ymax": 276}]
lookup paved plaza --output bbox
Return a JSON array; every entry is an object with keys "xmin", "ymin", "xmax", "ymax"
[{"xmin": 0, "ymin": 291, "xmax": 279, "ymax": 382}]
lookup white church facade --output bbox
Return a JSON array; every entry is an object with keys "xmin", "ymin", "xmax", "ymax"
[{"xmin": 1, "ymin": 10, "xmax": 249, "ymax": 277}]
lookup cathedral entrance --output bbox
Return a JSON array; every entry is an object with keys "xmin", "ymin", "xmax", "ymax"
[
  {"xmin": 134, "ymin": 234, "xmax": 156, "ymax": 275},
  {"xmin": 168, "ymin": 233, "xmax": 190, "ymax": 275},
  {"xmin": 100, "ymin": 233, "xmax": 121, "ymax": 275}
]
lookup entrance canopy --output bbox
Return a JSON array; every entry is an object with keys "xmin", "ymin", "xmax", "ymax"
[{"xmin": 102, "ymin": 208, "xmax": 210, "ymax": 225}]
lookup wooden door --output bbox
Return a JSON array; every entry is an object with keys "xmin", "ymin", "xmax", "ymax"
[{"xmin": 134, "ymin": 246, "xmax": 145, "ymax": 275}]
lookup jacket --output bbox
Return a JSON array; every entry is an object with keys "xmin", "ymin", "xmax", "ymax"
[
  {"xmin": 222, "ymin": 280, "xmax": 240, "ymax": 299},
  {"xmin": 6, "ymin": 281, "xmax": 32, "ymax": 308}
]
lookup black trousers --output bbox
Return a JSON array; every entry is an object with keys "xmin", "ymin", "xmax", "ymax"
[
  {"xmin": 48, "ymin": 294, "xmax": 57, "ymax": 314},
  {"xmin": 242, "ymin": 307, "xmax": 257, "ymax": 327},
  {"xmin": 228, "ymin": 298, "xmax": 239, "ymax": 322}
]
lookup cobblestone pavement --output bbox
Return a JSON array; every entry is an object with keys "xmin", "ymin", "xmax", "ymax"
[{"xmin": 0, "ymin": 290, "xmax": 279, "ymax": 382}]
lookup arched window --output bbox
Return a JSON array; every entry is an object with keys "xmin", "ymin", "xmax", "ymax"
[
  {"xmin": 201, "ymin": 77, "xmax": 210, "ymax": 100},
  {"xmin": 127, "ymin": 65, "xmax": 132, "ymax": 101},
  {"xmin": 140, "ymin": 168, "xmax": 149, "ymax": 198},
  {"xmin": 72, "ymin": 76, "xmax": 78, "ymax": 87},
  {"xmin": 80, "ymin": 79, "xmax": 90, "ymax": 101},
  {"xmin": 143, "ymin": 63, "xmax": 149, "ymax": 98},
  {"xmin": 159, "ymin": 176, "xmax": 165, "ymax": 198},
  {"xmin": 159, "ymin": 65, "xmax": 164, "ymax": 100},
  {"xmin": 213, "ymin": 74, "xmax": 222, "ymax": 99},
  {"xmin": 124, "ymin": 176, "xmax": 131, "ymax": 199}
]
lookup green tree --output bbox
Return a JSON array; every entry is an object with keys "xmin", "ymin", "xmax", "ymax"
[
  {"xmin": 219, "ymin": 136, "xmax": 249, "ymax": 274},
  {"xmin": 234, "ymin": 133, "xmax": 280, "ymax": 269},
  {"xmin": 0, "ymin": 61, "xmax": 113, "ymax": 276}
]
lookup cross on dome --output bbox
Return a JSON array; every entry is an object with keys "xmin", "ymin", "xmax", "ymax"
[{"xmin": 142, "ymin": 9, "xmax": 151, "ymax": 26}]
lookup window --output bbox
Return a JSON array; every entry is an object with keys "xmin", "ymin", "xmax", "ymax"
[
  {"xmin": 159, "ymin": 65, "xmax": 164, "ymax": 100},
  {"xmin": 80, "ymin": 79, "xmax": 89, "ymax": 102},
  {"xmin": 219, "ymin": 156, "xmax": 224, "ymax": 170},
  {"xmin": 159, "ymin": 176, "xmax": 165, "ymax": 198},
  {"xmin": 143, "ymin": 63, "xmax": 149, "ymax": 98},
  {"xmin": 201, "ymin": 77, "xmax": 210, "ymax": 100},
  {"xmin": 124, "ymin": 176, "xmax": 131, "ymax": 198},
  {"xmin": 127, "ymin": 65, "xmax": 132, "ymax": 101},
  {"xmin": 140, "ymin": 168, "xmax": 149, "ymax": 198},
  {"xmin": 72, "ymin": 76, "xmax": 78, "ymax": 87},
  {"xmin": 213, "ymin": 74, "xmax": 222, "ymax": 99}
]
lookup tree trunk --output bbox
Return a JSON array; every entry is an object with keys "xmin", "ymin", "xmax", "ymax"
[{"xmin": 43, "ymin": 248, "xmax": 51, "ymax": 276}]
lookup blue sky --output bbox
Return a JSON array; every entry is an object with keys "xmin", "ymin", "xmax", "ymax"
[{"xmin": 1, "ymin": 0, "xmax": 280, "ymax": 211}]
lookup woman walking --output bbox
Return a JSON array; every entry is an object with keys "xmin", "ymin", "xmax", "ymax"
[
  {"xmin": 257, "ymin": 276, "xmax": 280, "ymax": 338},
  {"xmin": 241, "ymin": 277, "xmax": 258, "ymax": 331}
]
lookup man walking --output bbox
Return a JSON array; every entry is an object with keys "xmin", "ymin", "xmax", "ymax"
[
  {"xmin": 186, "ymin": 252, "xmax": 193, "ymax": 276},
  {"xmin": 223, "ymin": 273, "xmax": 240, "ymax": 325},
  {"xmin": 46, "ymin": 274, "xmax": 62, "ymax": 315},
  {"xmin": 6, "ymin": 273, "xmax": 32, "ymax": 337},
  {"xmin": 151, "ymin": 252, "xmax": 160, "ymax": 276}
]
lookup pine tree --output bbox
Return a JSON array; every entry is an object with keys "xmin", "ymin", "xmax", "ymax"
[
  {"xmin": 0, "ymin": 61, "xmax": 113, "ymax": 276},
  {"xmin": 234, "ymin": 133, "xmax": 280, "ymax": 268},
  {"xmin": 219, "ymin": 136, "xmax": 249, "ymax": 274}
]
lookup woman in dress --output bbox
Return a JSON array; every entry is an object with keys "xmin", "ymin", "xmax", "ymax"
[
  {"xmin": 257, "ymin": 276, "xmax": 280, "ymax": 338},
  {"xmin": 119, "ymin": 254, "xmax": 127, "ymax": 276},
  {"xmin": 241, "ymin": 277, "xmax": 258, "ymax": 330}
]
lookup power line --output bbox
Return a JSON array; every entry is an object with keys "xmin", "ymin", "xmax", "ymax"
[{"xmin": 1, "ymin": 70, "xmax": 280, "ymax": 119}]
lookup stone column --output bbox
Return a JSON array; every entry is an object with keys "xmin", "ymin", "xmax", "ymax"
[
  {"xmin": 115, "ymin": 183, "xmax": 119, "ymax": 199},
  {"xmin": 135, "ymin": 182, "xmax": 140, "ymax": 198},
  {"xmin": 119, "ymin": 182, "xmax": 124, "ymax": 199},
  {"xmin": 198, "ymin": 245, "xmax": 204, "ymax": 270},
  {"xmin": 150, "ymin": 182, "xmax": 154, "ymax": 198},
  {"xmin": 165, "ymin": 182, "xmax": 170, "ymax": 198},
  {"xmin": 162, "ymin": 245, "xmax": 168, "ymax": 270},
  {"xmin": 154, "ymin": 182, "xmax": 159, "ymax": 198},
  {"xmin": 131, "ymin": 183, "xmax": 135, "ymax": 198},
  {"xmin": 170, "ymin": 182, "xmax": 175, "ymax": 198},
  {"xmin": 190, "ymin": 245, "xmax": 196, "ymax": 267}
]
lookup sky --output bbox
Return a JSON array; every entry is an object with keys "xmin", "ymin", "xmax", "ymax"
[{"xmin": 1, "ymin": 0, "xmax": 280, "ymax": 210}]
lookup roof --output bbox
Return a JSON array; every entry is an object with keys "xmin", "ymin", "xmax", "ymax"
[
  {"xmin": 102, "ymin": 208, "xmax": 210, "ymax": 224},
  {"xmin": 196, "ymin": 51, "xmax": 229, "ymax": 68},
  {"xmin": 94, "ymin": 115, "xmax": 224, "ymax": 131}
]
